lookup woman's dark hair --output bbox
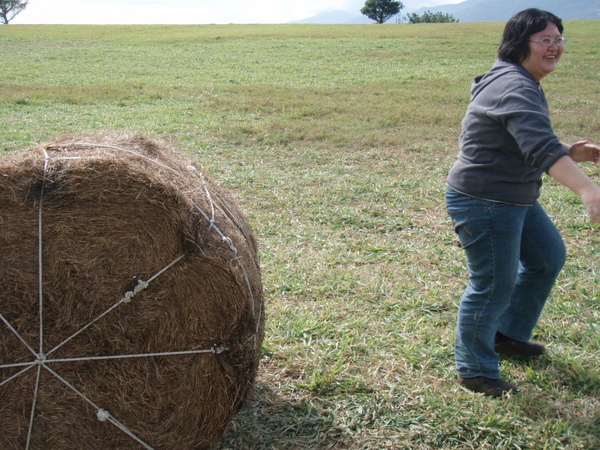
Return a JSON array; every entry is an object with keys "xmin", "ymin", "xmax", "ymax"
[{"xmin": 498, "ymin": 8, "xmax": 564, "ymax": 63}]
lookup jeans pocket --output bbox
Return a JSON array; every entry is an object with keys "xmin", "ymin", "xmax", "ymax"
[{"xmin": 449, "ymin": 209, "xmax": 473, "ymax": 247}]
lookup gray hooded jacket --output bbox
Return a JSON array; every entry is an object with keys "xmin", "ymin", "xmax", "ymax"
[{"xmin": 447, "ymin": 59, "xmax": 568, "ymax": 205}]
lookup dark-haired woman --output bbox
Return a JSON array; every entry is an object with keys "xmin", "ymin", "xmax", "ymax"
[{"xmin": 446, "ymin": 8, "xmax": 600, "ymax": 398}]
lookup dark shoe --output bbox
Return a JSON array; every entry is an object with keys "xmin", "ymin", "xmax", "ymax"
[
  {"xmin": 495, "ymin": 332, "xmax": 545, "ymax": 357},
  {"xmin": 458, "ymin": 376, "xmax": 520, "ymax": 398}
]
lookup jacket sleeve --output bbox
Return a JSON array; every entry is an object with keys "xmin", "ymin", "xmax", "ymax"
[{"xmin": 488, "ymin": 82, "xmax": 568, "ymax": 173}]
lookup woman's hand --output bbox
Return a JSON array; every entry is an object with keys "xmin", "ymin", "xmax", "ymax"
[
  {"xmin": 549, "ymin": 156, "xmax": 600, "ymax": 223},
  {"xmin": 581, "ymin": 187, "xmax": 600, "ymax": 223},
  {"xmin": 568, "ymin": 140, "xmax": 600, "ymax": 163}
]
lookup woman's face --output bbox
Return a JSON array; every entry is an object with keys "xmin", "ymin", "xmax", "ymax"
[{"xmin": 521, "ymin": 22, "xmax": 564, "ymax": 81}]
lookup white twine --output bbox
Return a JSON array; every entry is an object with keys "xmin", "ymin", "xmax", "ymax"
[
  {"xmin": 0, "ymin": 363, "xmax": 35, "ymax": 387},
  {"xmin": 25, "ymin": 365, "xmax": 43, "ymax": 450},
  {"xmin": 38, "ymin": 150, "xmax": 50, "ymax": 358},
  {"xmin": 0, "ymin": 142, "xmax": 261, "ymax": 449},
  {"xmin": 46, "ymin": 347, "xmax": 221, "ymax": 364},
  {"xmin": 43, "ymin": 365, "xmax": 154, "ymax": 450},
  {"xmin": 96, "ymin": 409, "xmax": 110, "ymax": 422},
  {"xmin": 0, "ymin": 312, "xmax": 37, "ymax": 358},
  {"xmin": 45, "ymin": 254, "xmax": 184, "ymax": 359},
  {"xmin": 2, "ymin": 346, "xmax": 225, "ymax": 371},
  {"xmin": 120, "ymin": 278, "xmax": 150, "ymax": 304}
]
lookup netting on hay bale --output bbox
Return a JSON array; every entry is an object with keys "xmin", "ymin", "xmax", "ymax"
[{"xmin": 0, "ymin": 134, "xmax": 265, "ymax": 449}]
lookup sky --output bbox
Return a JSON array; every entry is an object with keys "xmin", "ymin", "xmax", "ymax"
[{"xmin": 12, "ymin": 0, "xmax": 464, "ymax": 25}]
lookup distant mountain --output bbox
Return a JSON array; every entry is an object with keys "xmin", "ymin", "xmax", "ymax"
[
  {"xmin": 411, "ymin": 0, "xmax": 600, "ymax": 22},
  {"xmin": 292, "ymin": 0, "xmax": 600, "ymax": 24},
  {"xmin": 290, "ymin": 10, "xmax": 371, "ymax": 24}
]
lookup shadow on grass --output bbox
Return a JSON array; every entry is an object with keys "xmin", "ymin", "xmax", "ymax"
[
  {"xmin": 213, "ymin": 381, "xmax": 348, "ymax": 449},
  {"xmin": 505, "ymin": 352, "xmax": 600, "ymax": 397},
  {"xmin": 214, "ymin": 352, "xmax": 600, "ymax": 449},
  {"xmin": 505, "ymin": 352, "xmax": 600, "ymax": 444}
]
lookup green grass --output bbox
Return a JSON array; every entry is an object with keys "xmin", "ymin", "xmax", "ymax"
[{"xmin": 1, "ymin": 21, "xmax": 600, "ymax": 449}]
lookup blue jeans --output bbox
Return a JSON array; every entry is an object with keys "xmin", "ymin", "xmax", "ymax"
[{"xmin": 445, "ymin": 187, "xmax": 566, "ymax": 379}]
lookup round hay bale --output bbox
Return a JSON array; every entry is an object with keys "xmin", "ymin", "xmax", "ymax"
[{"xmin": 0, "ymin": 134, "xmax": 264, "ymax": 449}]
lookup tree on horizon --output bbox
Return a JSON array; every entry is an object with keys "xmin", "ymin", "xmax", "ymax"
[
  {"xmin": 361, "ymin": 0, "xmax": 404, "ymax": 24},
  {"xmin": 0, "ymin": 0, "xmax": 29, "ymax": 24}
]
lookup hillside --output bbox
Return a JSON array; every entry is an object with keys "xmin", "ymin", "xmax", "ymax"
[
  {"xmin": 412, "ymin": 0, "xmax": 600, "ymax": 22},
  {"xmin": 290, "ymin": 10, "xmax": 372, "ymax": 24},
  {"xmin": 294, "ymin": 0, "xmax": 600, "ymax": 24}
]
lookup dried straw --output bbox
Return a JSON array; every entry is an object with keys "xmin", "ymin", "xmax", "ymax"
[{"xmin": 0, "ymin": 134, "xmax": 264, "ymax": 449}]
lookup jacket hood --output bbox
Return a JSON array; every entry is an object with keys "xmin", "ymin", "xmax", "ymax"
[{"xmin": 471, "ymin": 60, "xmax": 537, "ymax": 101}]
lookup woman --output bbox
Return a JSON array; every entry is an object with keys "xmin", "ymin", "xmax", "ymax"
[{"xmin": 446, "ymin": 8, "xmax": 600, "ymax": 398}]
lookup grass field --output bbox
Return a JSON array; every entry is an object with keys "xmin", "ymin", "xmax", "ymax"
[{"xmin": 1, "ymin": 21, "xmax": 599, "ymax": 449}]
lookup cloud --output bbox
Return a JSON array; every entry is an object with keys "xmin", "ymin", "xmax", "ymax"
[
  {"xmin": 15, "ymin": 0, "xmax": 467, "ymax": 24},
  {"xmin": 17, "ymin": 0, "xmax": 345, "ymax": 24}
]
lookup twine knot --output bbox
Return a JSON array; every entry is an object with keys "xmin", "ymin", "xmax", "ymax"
[
  {"xmin": 212, "ymin": 343, "xmax": 227, "ymax": 354},
  {"xmin": 121, "ymin": 279, "xmax": 149, "ymax": 304},
  {"xmin": 97, "ymin": 409, "xmax": 110, "ymax": 422}
]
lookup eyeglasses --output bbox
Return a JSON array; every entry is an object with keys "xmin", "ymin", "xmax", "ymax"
[{"xmin": 529, "ymin": 37, "xmax": 567, "ymax": 48}]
